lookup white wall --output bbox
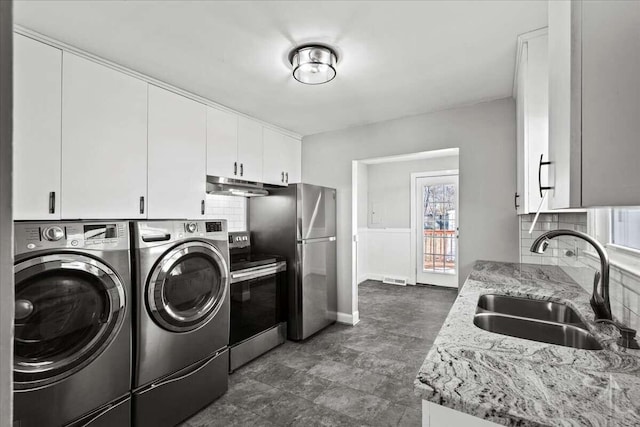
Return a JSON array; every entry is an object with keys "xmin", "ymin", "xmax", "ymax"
[
  {"xmin": 205, "ymin": 194, "xmax": 247, "ymax": 231},
  {"xmin": 367, "ymin": 156, "xmax": 459, "ymax": 229},
  {"xmin": 302, "ymin": 98, "xmax": 518, "ymax": 318}
]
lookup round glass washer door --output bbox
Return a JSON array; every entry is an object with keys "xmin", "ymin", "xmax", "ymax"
[
  {"xmin": 147, "ymin": 241, "xmax": 229, "ymax": 333},
  {"xmin": 13, "ymin": 254, "xmax": 126, "ymax": 390}
]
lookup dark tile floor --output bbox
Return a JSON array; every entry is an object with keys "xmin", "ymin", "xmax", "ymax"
[{"xmin": 182, "ymin": 280, "xmax": 457, "ymax": 427}]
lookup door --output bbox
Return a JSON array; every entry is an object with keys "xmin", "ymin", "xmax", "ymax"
[
  {"xmin": 262, "ymin": 128, "xmax": 287, "ymax": 186},
  {"xmin": 515, "ymin": 41, "xmax": 527, "ymax": 214},
  {"xmin": 13, "ymin": 253, "xmax": 126, "ymax": 389},
  {"xmin": 147, "ymin": 241, "xmax": 229, "ymax": 332},
  {"xmin": 237, "ymin": 117, "xmax": 263, "ymax": 182},
  {"xmin": 13, "ymin": 34, "xmax": 62, "ymax": 220},
  {"xmin": 299, "ymin": 238, "xmax": 337, "ymax": 340},
  {"xmin": 61, "ymin": 52, "xmax": 147, "ymax": 219},
  {"xmin": 206, "ymin": 107, "xmax": 238, "ymax": 179},
  {"xmin": 299, "ymin": 184, "xmax": 336, "ymax": 240},
  {"xmin": 415, "ymin": 175, "xmax": 458, "ymax": 288},
  {"xmin": 147, "ymin": 85, "xmax": 206, "ymax": 219}
]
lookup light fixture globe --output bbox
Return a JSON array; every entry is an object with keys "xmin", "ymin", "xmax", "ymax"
[{"xmin": 289, "ymin": 45, "xmax": 337, "ymax": 85}]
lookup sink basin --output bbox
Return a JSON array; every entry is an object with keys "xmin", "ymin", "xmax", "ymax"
[
  {"xmin": 473, "ymin": 294, "xmax": 603, "ymax": 350},
  {"xmin": 477, "ymin": 294, "xmax": 585, "ymax": 326}
]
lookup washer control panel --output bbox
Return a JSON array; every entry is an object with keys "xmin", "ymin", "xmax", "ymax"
[{"xmin": 14, "ymin": 221, "xmax": 129, "ymax": 254}]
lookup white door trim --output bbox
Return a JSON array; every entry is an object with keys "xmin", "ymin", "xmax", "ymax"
[{"xmin": 410, "ymin": 169, "xmax": 459, "ymax": 286}]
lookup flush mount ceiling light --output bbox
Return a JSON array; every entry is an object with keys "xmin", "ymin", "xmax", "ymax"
[{"xmin": 289, "ymin": 44, "xmax": 338, "ymax": 85}]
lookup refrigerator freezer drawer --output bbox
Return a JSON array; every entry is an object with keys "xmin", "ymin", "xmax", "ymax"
[{"xmin": 133, "ymin": 349, "xmax": 229, "ymax": 427}]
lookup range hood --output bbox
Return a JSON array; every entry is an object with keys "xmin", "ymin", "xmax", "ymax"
[{"xmin": 206, "ymin": 176, "xmax": 269, "ymax": 197}]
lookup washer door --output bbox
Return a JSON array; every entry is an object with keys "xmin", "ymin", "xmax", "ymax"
[
  {"xmin": 14, "ymin": 254, "xmax": 126, "ymax": 390},
  {"xmin": 147, "ymin": 241, "xmax": 229, "ymax": 333}
]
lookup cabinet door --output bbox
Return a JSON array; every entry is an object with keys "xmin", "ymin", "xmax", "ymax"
[
  {"xmin": 237, "ymin": 117, "xmax": 263, "ymax": 182},
  {"xmin": 13, "ymin": 35, "xmax": 62, "ymax": 220},
  {"xmin": 148, "ymin": 86, "xmax": 206, "ymax": 219},
  {"xmin": 262, "ymin": 128, "xmax": 286, "ymax": 185},
  {"xmin": 61, "ymin": 53, "xmax": 148, "ymax": 219},
  {"xmin": 515, "ymin": 42, "xmax": 527, "ymax": 214},
  {"xmin": 581, "ymin": 0, "xmax": 640, "ymax": 206},
  {"xmin": 206, "ymin": 107, "xmax": 238, "ymax": 179},
  {"xmin": 525, "ymin": 35, "xmax": 549, "ymax": 212},
  {"xmin": 283, "ymin": 135, "xmax": 301, "ymax": 184}
]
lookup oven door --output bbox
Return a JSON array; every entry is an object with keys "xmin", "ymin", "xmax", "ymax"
[{"xmin": 229, "ymin": 262, "xmax": 286, "ymax": 346}]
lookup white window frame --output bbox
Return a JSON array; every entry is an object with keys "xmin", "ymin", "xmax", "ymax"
[{"xmin": 588, "ymin": 208, "xmax": 640, "ymax": 276}]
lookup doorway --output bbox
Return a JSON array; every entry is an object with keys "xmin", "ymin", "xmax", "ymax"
[{"xmin": 413, "ymin": 173, "xmax": 458, "ymax": 287}]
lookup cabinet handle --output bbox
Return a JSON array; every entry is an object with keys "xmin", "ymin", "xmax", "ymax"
[
  {"xmin": 201, "ymin": 200, "xmax": 205, "ymax": 215},
  {"xmin": 514, "ymin": 193, "xmax": 520, "ymax": 211},
  {"xmin": 234, "ymin": 162, "xmax": 237, "ymax": 175},
  {"xmin": 49, "ymin": 191, "xmax": 55, "ymax": 214},
  {"xmin": 140, "ymin": 196, "xmax": 145, "ymax": 214},
  {"xmin": 281, "ymin": 171, "xmax": 285, "ymax": 183},
  {"xmin": 538, "ymin": 154, "xmax": 553, "ymax": 197},
  {"xmin": 240, "ymin": 163, "xmax": 244, "ymax": 177},
  {"xmin": 285, "ymin": 172, "xmax": 289, "ymax": 183}
]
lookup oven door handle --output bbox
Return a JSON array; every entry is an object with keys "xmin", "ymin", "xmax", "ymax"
[{"xmin": 231, "ymin": 262, "xmax": 287, "ymax": 283}]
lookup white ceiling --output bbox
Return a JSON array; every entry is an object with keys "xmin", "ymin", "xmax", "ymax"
[{"xmin": 15, "ymin": 1, "xmax": 547, "ymax": 136}]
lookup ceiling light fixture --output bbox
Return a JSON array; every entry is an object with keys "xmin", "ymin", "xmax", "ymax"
[{"xmin": 289, "ymin": 44, "xmax": 338, "ymax": 85}]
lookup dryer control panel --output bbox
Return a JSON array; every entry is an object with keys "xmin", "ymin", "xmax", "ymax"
[
  {"xmin": 14, "ymin": 221, "xmax": 130, "ymax": 254},
  {"xmin": 135, "ymin": 220, "xmax": 228, "ymax": 248}
]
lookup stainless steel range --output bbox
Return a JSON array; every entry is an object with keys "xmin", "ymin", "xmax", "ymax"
[{"xmin": 228, "ymin": 231, "xmax": 287, "ymax": 371}]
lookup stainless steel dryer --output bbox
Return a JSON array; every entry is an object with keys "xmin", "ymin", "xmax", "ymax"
[
  {"xmin": 132, "ymin": 220, "xmax": 230, "ymax": 427},
  {"xmin": 13, "ymin": 221, "xmax": 132, "ymax": 427}
]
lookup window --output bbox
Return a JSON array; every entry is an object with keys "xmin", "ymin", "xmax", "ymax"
[
  {"xmin": 589, "ymin": 208, "xmax": 640, "ymax": 276},
  {"xmin": 611, "ymin": 208, "xmax": 640, "ymax": 251}
]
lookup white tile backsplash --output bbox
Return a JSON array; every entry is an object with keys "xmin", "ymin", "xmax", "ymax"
[
  {"xmin": 519, "ymin": 212, "xmax": 640, "ymax": 330},
  {"xmin": 205, "ymin": 194, "xmax": 246, "ymax": 231}
]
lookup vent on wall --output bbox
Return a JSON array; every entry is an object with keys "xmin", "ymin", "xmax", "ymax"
[{"xmin": 382, "ymin": 276, "xmax": 407, "ymax": 286}]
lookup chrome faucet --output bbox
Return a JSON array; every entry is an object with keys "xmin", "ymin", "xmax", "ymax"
[{"xmin": 530, "ymin": 229, "xmax": 612, "ymax": 321}]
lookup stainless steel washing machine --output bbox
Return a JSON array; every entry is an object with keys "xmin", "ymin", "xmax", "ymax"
[
  {"xmin": 13, "ymin": 221, "xmax": 132, "ymax": 427},
  {"xmin": 131, "ymin": 220, "xmax": 230, "ymax": 427}
]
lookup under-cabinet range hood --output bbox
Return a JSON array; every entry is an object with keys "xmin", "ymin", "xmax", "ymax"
[{"xmin": 206, "ymin": 176, "xmax": 269, "ymax": 197}]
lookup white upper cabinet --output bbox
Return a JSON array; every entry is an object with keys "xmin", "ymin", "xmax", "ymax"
[
  {"xmin": 262, "ymin": 128, "xmax": 302, "ymax": 186},
  {"xmin": 148, "ymin": 85, "xmax": 206, "ymax": 219},
  {"xmin": 514, "ymin": 30, "xmax": 549, "ymax": 214},
  {"xmin": 548, "ymin": 0, "xmax": 640, "ymax": 208},
  {"xmin": 262, "ymin": 128, "xmax": 288, "ymax": 185},
  {"xmin": 237, "ymin": 117, "xmax": 263, "ymax": 182},
  {"xmin": 13, "ymin": 35, "xmax": 62, "ymax": 220},
  {"xmin": 61, "ymin": 52, "xmax": 148, "ymax": 219},
  {"xmin": 283, "ymin": 134, "xmax": 301, "ymax": 184},
  {"xmin": 207, "ymin": 107, "xmax": 239, "ymax": 179}
]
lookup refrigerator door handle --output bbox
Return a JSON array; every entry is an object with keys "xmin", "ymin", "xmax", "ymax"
[{"xmin": 298, "ymin": 236, "xmax": 336, "ymax": 244}]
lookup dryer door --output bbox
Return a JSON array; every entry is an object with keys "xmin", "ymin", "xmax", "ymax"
[
  {"xmin": 147, "ymin": 241, "xmax": 229, "ymax": 333},
  {"xmin": 13, "ymin": 254, "xmax": 126, "ymax": 389}
]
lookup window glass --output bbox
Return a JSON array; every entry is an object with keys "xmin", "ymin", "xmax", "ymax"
[{"xmin": 612, "ymin": 208, "xmax": 640, "ymax": 251}]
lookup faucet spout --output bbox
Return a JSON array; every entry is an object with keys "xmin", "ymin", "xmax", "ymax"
[{"xmin": 530, "ymin": 229, "xmax": 612, "ymax": 321}]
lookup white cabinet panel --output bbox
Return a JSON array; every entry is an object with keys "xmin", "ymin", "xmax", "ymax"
[
  {"xmin": 515, "ymin": 42, "xmax": 526, "ymax": 215},
  {"xmin": 581, "ymin": 0, "xmax": 640, "ymax": 206},
  {"xmin": 283, "ymin": 135, "xmax": 302, "ymax": 184},
  {"xmin": 262, "ymin": 127, "xmax": 287, "ymax": 185},
  {"xmin": 148, "ymin": 85, "xmax": 206, "ymax": 219},
  {"xmin": 206, "ymin": 107, "xmax": 238, "ymax": 179},
  {"xmin": 61, "ymin": 53, "xmax": 148, "ymax": 219},
  {"xmin": 13, "ymin": 35, "xmax": 62, "ymax": 220},
  {"xmin": 237, "ymin": 117, "xmax": 263, "ymax": 182}
]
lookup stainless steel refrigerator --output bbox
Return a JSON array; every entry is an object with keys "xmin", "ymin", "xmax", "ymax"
[{"xmin": 249, "ymin": 183, "xmax": 337, "ymax": 341}]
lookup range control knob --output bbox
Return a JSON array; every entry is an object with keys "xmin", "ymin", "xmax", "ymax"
[
  {"xmin": 42, "ymin": 226, "xmax": 64, "ymax": 241},
  {"xmin": 185, "ymin": 223, "xmax": 197, "ymax": 233}
]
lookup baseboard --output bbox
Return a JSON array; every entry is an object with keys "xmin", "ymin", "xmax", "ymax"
[{"xmin": 336, "ymin": 311, "xmax": 360, "ymax": 326}]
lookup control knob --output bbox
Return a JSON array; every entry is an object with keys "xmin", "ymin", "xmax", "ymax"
[
  {"xmin": 42, "ymin": 226, "xmax": 64, "ymax": 242},
  {"xmin": 185, "ymin": 223, "xmax": 197, "ymax": 233}
]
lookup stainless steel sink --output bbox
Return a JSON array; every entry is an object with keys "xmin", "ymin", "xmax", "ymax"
[
  {"xmin": 473, "ymin": 294, "xmax": 603, "ymax": 350},
  {"xmin": 477, "ymin": 294, "xmax": 585, "ymax": 325}
]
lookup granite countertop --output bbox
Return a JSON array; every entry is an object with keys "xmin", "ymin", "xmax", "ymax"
[{"xmin": 414, "ymin": 260, "xmax": 640, "ymax": 426}]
